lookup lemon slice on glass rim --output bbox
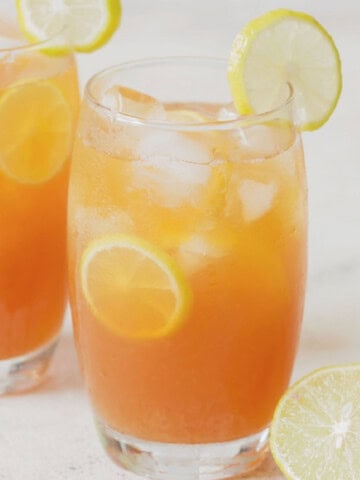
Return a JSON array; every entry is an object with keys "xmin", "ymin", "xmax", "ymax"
[
  {"xmin": 228, "ymin": 9, "xmax": 342, "ymax": 131},
  {"xmin": 16, "ymin": 0, "xmax": 122, "ymax": 53}
]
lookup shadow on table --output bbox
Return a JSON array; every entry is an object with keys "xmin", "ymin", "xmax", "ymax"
[
  {"xmin": 40, "ymin": 332, "xmax": 84, "ymax": 393},
  {"xmin": 242, "ymin": 454, "xmax": 284, "ymax": 479}
]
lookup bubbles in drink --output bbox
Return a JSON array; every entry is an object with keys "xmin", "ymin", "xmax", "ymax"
[
  {"xmin": 71, "ymin": 207, "xmax": 134, "ymax": 243},
  {"xmin": 274, "ymin": 136, "xmax": 302, "ymax": 177}
]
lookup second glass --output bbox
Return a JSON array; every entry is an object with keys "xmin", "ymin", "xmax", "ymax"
[
  {"xmin": 0, "ymin": 30, "xmax": 79, "ymax": 393},
  {"xmin": 68, "ymin": 58, "xmax": 307, "ymax": 479}
]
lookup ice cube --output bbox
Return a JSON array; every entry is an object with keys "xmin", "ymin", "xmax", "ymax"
[
  {"xmin": 231, "ymin": 123, "xmax": 295, "ymax": 162},
  {"xmin": 101, "ymin": 85, "xmax": 166, "ymax": 120},
  {"xmin": 217, "ymin": 103, "xmax": 238, "ymax": 121},
  {"xmin": 176, "ymin": 234, "xmax": 228, "ymax": 275},
  {"xmin": 238, "ymin": 180, "xmax": 277, "ymax": 222},
  {"xmin": 131, "ymin": 131, "xmax": 212, "ymax": 208},
  {"xmin": 101, "ymin": 86, "xmax": 121, "ymax": 111}
]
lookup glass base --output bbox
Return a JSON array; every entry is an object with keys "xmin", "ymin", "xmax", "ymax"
[
  {"xmin": 0, "ymin": 338, "xmax": 58, "ymax": 395},
  {"xmin": 96, "ymin": 417, "xmax": 269, "ymax": 480}
]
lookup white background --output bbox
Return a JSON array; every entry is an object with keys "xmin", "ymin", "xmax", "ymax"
[{"xmin": 1, "ymin": 0, "xmax": 360, "ymax": 478}]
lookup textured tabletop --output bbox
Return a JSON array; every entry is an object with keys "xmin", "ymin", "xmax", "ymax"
[{"xmin": 1, "ymin": 0, "xmax": 360, "ymax": 478}]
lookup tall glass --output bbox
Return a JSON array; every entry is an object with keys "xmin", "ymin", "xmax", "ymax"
[
  {"xmin": 68, "ymin": 58, "xmax": 307, "ymax": 479},
  {"xmin": 0, "ymin": 28, "xmax": 79, "ymax": 393}
]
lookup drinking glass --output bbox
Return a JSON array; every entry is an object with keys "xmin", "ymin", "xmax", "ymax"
[
  {"xmin": 0, "ymin": 27, "xmax": 79, "ymax": 393},
  {"xmin": 68, "ymin": 57, "xmax": 307, "ymax": 479}
]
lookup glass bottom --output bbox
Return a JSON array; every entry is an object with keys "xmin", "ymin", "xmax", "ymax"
[
  {"xmin": 96, "ymin": 417, "xmax": 269, "ymax": 480},
  {"xmin": 0, "ymin": 337, "xmax": 58, "ymax": 395}
]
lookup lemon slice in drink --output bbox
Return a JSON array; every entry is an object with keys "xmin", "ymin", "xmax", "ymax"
[
  {"xmin": 81, "ymin": 235, "xmax": 193, "ymax": 339},
  {"xmin": 166, "ymin": 109, "xmax": 208, "ymax": 124},
  {"xmin": 0, "ymin": 80, "xmax": 72, "ymax": 183},
  {"xmin": 228, "ymin": 9, "xmax": 342, "ymax": 130},
  {"xmin": 270, "ymin": 364, "xmax": 360, "ymax": 479},
  {"xmin": 103, "ymin": 85, "xmax": 162, "ymax": 118},
  {"xmin": 16, "ymin": 0, "xmax": 121, "ymax": 53}
]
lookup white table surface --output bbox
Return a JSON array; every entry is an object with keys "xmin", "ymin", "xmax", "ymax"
[{"xmin": 1, "ymin": 0, "xmax": 360, "ymax": 478}]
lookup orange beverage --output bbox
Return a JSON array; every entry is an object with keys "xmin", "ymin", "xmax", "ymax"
[
  {"xmin": 0, "ymin": 30, "xmax": 79, "ymax": 393},
  {"xmin": 68, "ymin": 59, "xmax": 306, "ymax": 478}
]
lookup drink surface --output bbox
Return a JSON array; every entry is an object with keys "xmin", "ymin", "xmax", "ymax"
[
  {"xmin": 0, "ymin": 35, "xmax": 79, "ymax": 359},
  {"xmin": 69, "ymin": 91, "xmax": 307, "ymax": 443}
]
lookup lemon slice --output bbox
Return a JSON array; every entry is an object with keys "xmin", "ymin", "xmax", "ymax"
[
  {"xmin": 228, "ymin": 9, "xmax": 342, "ymax": 130},
  {"xmin": 103, "ymin": 85, "xmax": 163, "ymax": 118},
  {"xmin": 81, "ymin": 235, "xmax": 193, "ymax": 339},
  {"xmin": 0, "ymin": 80, "xmax": 72, "ymax": 183},
  {"xmin": 16, "ymin": 0, "xmax": 121, "ymax": 53},
  {"xmin": 166, "ymin": 109, "xmax": 208, "ymax": 124},
  {"xmin": 270, "ymin": 364, "xmax": 360, "ymax": 479}
]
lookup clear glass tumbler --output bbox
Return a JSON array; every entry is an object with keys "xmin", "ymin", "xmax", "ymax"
[
  {"xmin": 0, "ymin": 27, "xmax": 79, "ymax": 394},
  {"xmin": 68, "ymin": 57, "xmax": 307, "ymax": 479}
]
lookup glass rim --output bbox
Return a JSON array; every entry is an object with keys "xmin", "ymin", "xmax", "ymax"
[
  {"xmin": 0, "ymin": 24, "xmax": 70, "ymax": 54},
  {"xmin": 85, "ymin": 56, "xmax": 295, "ymax": 132}
]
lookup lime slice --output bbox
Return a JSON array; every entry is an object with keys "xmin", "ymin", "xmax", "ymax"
[
  {"xmin": 0, "ymin": 80, "xmax": 72, "ymax": 183},
  {"xmin": 228, "ymin": 9, "xmax": 342, "ymax": 130},
  {"xmin": 270, "ymin": 364, "xmax": 360, "ymax": 479},
  {"xmin": 16, "ymin": 0, "xmax": 121, "ymax": 53},
  {"xmin": 81, "ymin": 235, "xmax": 193, "ymax": 339}
]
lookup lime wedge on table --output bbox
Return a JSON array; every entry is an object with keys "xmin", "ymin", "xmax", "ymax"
[
  {"xmin": 270, "ymin": 364, "xmax": 360, "ymax": 479},
  {"xmin": 16, "ymin": 0, "xmax": 121, "ymax": 53},
  {"xmin": 228, "ymin": 9, "xmax": 342, "ymax": 130},
  {"xmin": 81, "ymin": 235, "xmax": 193, "ymax": 339}
]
